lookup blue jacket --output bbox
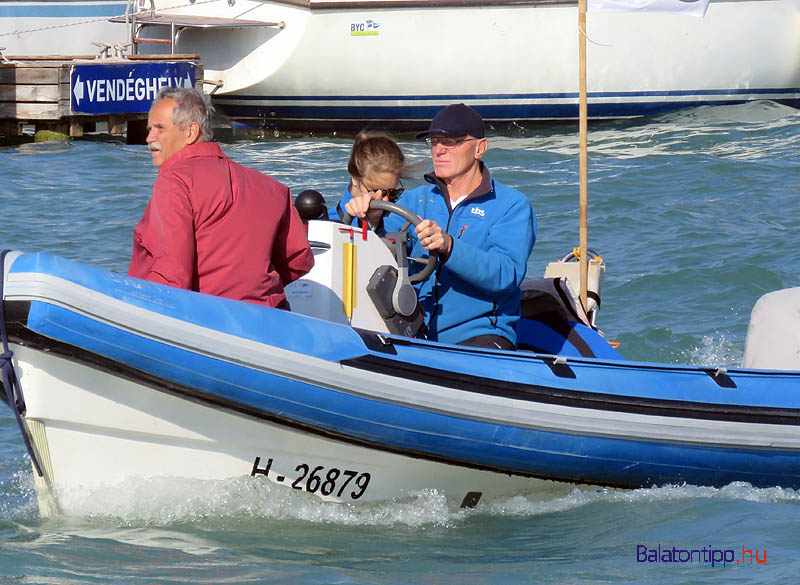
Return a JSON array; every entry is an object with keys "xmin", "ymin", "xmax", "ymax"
[
  {"xmin": 328, "ymin": 186, "xmax": 355, "ymax": 223},
  {"xmin": 384, "ymin": 166, "xmax": 536, "ymax": 346}
]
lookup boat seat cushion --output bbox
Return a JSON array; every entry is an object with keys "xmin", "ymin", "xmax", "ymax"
[
  {"xmin": 516, "ymin": 318, "xmax": 623, "ymax": 359},
  {"xmin": 517, "ymin": 277, "xmax": 621, "ymax": 359}
]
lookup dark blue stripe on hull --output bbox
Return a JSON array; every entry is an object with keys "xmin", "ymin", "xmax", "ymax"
[
  {"xmin": 218, "ymin": 87, "xmax": 800, "ymax": 102},
  {"xmin": 213, "ymin": 87, "xmax": 800, "ymax": 121},
  {"xmin": 214, "ymin": 98, "xmax": 800, "ymax": 126},
  {"xmin": 20, "ymin": 300, "xmax": 800, "ymax": 490}
]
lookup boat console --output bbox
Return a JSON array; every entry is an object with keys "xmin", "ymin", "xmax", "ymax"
[
  {"xmin": 287, "ymin": 201, "xmax": 622, "ymax": 359},
  {"xmin": 286, "ymin": 218, "xmax": 424, "ymax": 336}
]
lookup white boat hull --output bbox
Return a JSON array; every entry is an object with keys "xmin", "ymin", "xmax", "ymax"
[
  {"xmin": 139, "ymin": 0, "xmax": 800, "ymax": 126},
  {"xmin": 5, "ymin": 243, "xmax": 800, "ymax": 517},
  {"xmin": 14, "ymin": 345, "xmax": 557, "ymax": 515}
]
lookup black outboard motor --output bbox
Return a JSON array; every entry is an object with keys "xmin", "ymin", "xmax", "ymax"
[{"xmin": 294, "ymin": 189, "xmax": 328, "ymax": 222}]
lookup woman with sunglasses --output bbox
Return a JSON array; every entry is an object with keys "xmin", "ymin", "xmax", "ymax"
[
  {"xmin": 345, "ymin": 104, "xmax": 536, "ymax": 351},
  {"xmin": 330, "ymin": 132, "xmax": 410, "ymax": 225}
]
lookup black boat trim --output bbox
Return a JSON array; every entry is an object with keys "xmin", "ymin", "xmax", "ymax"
[{"xmin": 339, "ymin": 354, "xmax": 800, "ymax": 426}]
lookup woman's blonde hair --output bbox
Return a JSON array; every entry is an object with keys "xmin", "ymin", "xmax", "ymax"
[{"xmin": 347, "ymin": 132, "xmax": 411, "ymax": 182}]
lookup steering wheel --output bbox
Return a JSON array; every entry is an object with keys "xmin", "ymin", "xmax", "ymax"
[{"xmin": 341, "ymin": 199, "xmax": 438, "ymax": 283}]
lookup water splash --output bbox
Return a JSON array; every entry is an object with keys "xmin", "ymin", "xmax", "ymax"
[
  {"xmin": 482, "ymin": 482, "xmax": 800, "ymax": 517},
  {"xmin": 681, "ymin": 334, "xmax": 742, "ymax": 367},
  {"xmin": 50, "ymin": 476, "xmax": 457, "ymax": 528},
  {"xmin": 5, "ymin": 470, "xmax": 795, "ymax": 530}
]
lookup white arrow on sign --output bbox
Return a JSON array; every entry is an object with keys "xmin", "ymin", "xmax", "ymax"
[{"xmin": 73, "ymin": 75, "xmax": 84, "ymax": 106}]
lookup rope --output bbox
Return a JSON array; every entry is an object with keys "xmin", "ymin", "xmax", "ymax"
[
  {"xmin": 0, "ymin": 0, "xmax": 224, "ymax": 40},
  {"xmin": 0, "ymin": 15, "xmax": 127, "ymax": 39},
  {"xmin": 578, "ymin": 22, "xmax": 615, "ymax": 47},
  {"xmin": 0, "ymin": 250, "xmax": 43, "ymax": 478}
]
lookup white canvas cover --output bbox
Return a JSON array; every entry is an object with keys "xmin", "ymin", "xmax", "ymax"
[
  {"xmin": 742, "ymin": 287, "xmax": 800, "ymax": 370},
  {"xmin": 588, "ymin": 0, "xmax": 710, "ymax": 18}
]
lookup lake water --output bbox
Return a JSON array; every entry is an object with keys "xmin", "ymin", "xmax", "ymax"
[{"xmin": 1, "ymin": 101, "xmax": 799, "ymax": 584}]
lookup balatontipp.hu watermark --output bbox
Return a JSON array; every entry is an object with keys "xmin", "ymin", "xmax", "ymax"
[{"xmin": 636, "ymin": 544, "xmax": 766, "ymax": 567}]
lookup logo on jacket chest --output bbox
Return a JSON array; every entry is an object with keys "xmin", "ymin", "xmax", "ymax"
[{"xmin": 470, "ymin": 206, "xmax": 486, "ymax": 217}]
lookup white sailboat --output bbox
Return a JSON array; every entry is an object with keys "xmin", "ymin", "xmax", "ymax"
[{"xmin": 122, "ymin": 0, "xmax": 800, "ymax": 128}]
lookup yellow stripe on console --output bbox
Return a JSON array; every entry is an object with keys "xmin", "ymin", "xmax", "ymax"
[{"xmin": 341, "ymin": 242, "xmax": 357, "ymax": 318}]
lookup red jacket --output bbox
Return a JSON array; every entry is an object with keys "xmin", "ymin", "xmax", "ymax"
[{"xmin": 129, "ymin": 142, "xmax": 314, "ymax": 308}]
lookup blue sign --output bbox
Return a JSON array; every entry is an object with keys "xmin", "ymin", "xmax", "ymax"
[{"xmin": 71, "ymin": 62, "xmax": 196, "ymax": 115}]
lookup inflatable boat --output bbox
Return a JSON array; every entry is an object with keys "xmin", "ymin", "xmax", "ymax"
[{"xmin": 3, "ymin": 202, "xmax": 800, "ymax": 515}]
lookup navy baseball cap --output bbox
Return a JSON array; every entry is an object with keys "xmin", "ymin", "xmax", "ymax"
[{"xmin": 416, "ymin": 103, "xmax": 485, "ymax": 139}]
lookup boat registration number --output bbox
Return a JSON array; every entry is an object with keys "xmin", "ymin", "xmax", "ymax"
[{"xmin": 250, "ymin": 456, "xmax": 371, "ymax": 500}]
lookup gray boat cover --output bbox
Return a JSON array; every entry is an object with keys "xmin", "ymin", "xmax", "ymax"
[
  {"xmin": 742, "ymin": 287, "xmax": 800, "ymax": 370},
  {"xmin": 520, "ymin": 277, "xmax": 593, "ymax": 327}
]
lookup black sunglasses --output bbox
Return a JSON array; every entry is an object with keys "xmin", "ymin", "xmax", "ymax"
[{"xmin": 365, "ymin": 185, "xmax": 404, "ymax": 202}]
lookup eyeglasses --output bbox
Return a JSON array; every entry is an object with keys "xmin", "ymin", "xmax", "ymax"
[
  {"xmin": 424, "ymin": 136, "xmax": 477, "ymax": 149},
  {"xmin": 365, "ymin": 184, "xmax": 405, "ymax": 202}
]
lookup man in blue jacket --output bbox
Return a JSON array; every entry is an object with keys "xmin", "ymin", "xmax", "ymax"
[{"xmin": 345, "ymin": 103, "xmax": 536, "ymax": 349}]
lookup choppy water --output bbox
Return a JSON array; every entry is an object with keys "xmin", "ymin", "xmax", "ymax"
[{"xmin": 1, "ymin": 101, "xmax": 799, "ymax": 583}]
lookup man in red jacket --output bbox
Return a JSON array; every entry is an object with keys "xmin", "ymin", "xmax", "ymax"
[{"xmin": 129, "ymin": 88, "xmax": 313, "ymax": 309}]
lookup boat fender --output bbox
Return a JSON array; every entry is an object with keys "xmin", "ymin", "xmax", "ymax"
[
  {"xmin": 294, "ymin": 189, "xmax": 328, "ymax": 222},
  {"xmin": 742, "ymin": 287, "xmax": 800, "ymax": 370}
]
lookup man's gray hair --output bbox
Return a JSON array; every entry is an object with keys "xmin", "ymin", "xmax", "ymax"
[{"xmin": 156, "ymin": 87, "xmax": 215, "ymax": 142}]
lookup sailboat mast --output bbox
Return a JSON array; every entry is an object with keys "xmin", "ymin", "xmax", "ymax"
[{"xmin": 578, "ymin": 0, "xmax": 589, "ymax": 312}]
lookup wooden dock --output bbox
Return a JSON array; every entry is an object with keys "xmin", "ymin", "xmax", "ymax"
[{"xmin": 0, "ymin": 54, "xmax": 203, "ymax": 143}]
